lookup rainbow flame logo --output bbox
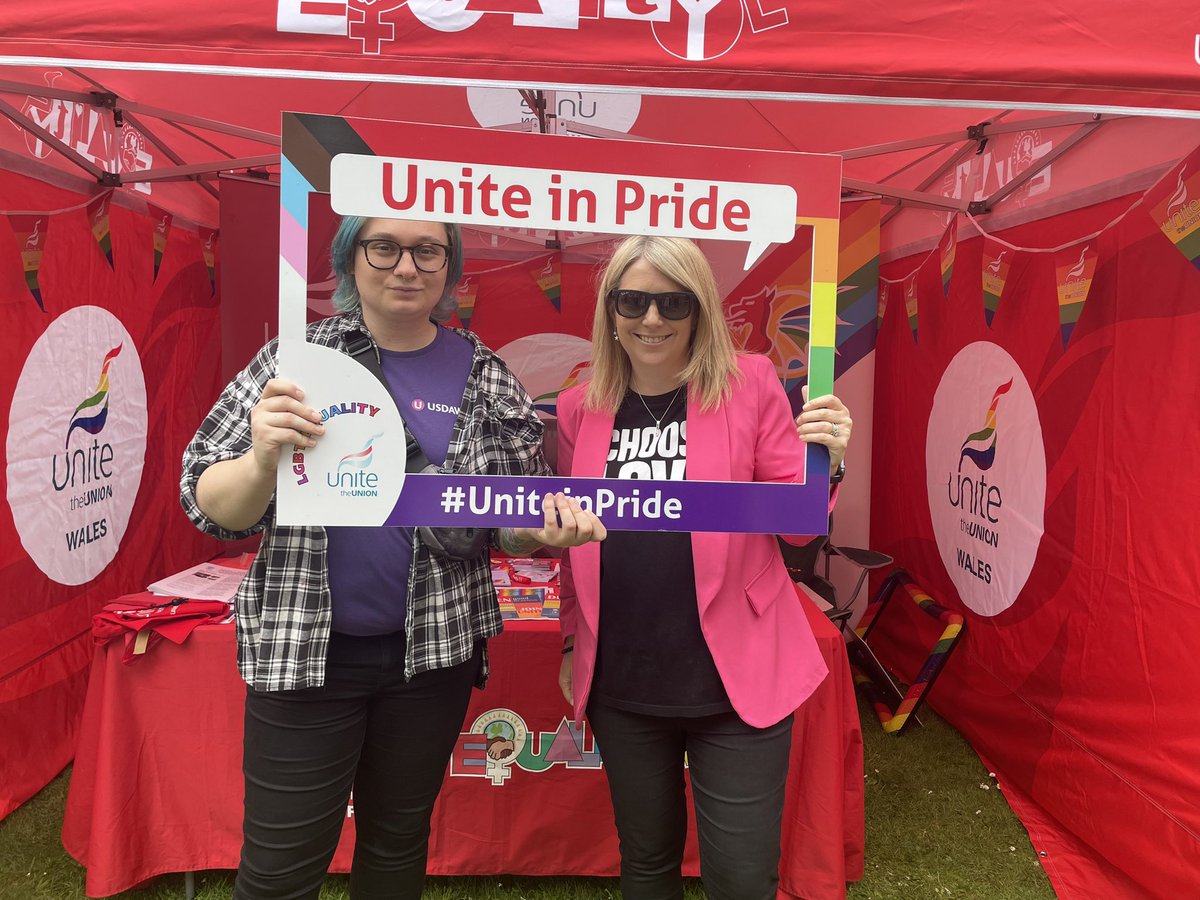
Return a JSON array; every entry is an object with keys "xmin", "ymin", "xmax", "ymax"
[
  {"xmin": 337, "ymin": 433, "xmax": 385, "ymax": 472},
  {"xmin": 958, "ymin": 380, "xmax": 1013, "ymax": 472},
  {"xmin": 1066, "ymin": 247, "xmax": 1089, "ymax": 279},
  {"xmin": 533, "ymin": 360, "xmax": 591, "ymax": 415},
  {"xmin": 65, "ymin": 345, "xmax": 122, "ymax": 448},
  {"xmin": 1167, "ymin": 169, "xmax": 1188, "ymax": 216},
  {"xmin": 987, "ymin": 251, "xmax": 1007, "ymax": 274}
]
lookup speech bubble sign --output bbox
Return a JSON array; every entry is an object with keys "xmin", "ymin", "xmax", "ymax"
[
  {"xmin": 277, "ymin": 114, "xmax": 842, "ymax": 532},
  {"xmin": 331, "ymin": 156, "xmax": 797, "ymax": 269}
]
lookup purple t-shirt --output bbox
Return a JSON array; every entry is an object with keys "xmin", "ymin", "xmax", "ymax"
[{"xmin": 326, "ymin": 327, "xmax": 474, "ymax": 635}]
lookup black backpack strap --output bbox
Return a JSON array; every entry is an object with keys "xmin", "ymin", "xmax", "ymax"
[{"xmin": 344, "ymin": 329, "xmax": 433, "ymax": 474}]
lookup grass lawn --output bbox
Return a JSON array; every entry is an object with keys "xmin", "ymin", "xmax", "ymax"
[{"xmin": 0, "ymin": 697, "xmax": 1054, "ymax": 899}]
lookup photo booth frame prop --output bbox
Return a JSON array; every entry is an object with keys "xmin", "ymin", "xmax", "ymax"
[
  {"xmin": 851, "ymin": 569, "xmax": 965, "ymax": 735},
  {"xmin": 276, "ymin": 113, "xmax": 842, "ymax": 534}
]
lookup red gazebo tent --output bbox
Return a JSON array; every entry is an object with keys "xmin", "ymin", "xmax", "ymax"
[{"xmin": 2, "ymin": 4, "xmax": 1199, "ymax": 898}]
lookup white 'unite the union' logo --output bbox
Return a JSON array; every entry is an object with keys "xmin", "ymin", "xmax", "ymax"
[
  {"xmin": 6, "ymin": 307, "xmax": 147, "ymax": 585},
  {"xmin": 926, "ymin": 342, "xmax": 1046, "ymax": 616}
]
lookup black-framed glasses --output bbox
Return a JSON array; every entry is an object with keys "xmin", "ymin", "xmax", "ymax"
[
  {"xmin": 608, "ymin": 289, "xmax": 697, "ymax": 321},
  {"xmin": 357, "ymin": 239, "xmax": 450, "ymax": 273}
]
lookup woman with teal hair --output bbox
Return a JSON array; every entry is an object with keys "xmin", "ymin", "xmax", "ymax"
[{"xmin": 182, "ymin": 214, "xmax": 605, "ymax": 899}]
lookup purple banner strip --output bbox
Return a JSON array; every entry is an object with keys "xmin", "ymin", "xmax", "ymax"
[{"xmin": 385, "ymin": 474, "xmax": 829, "ymax": 535}]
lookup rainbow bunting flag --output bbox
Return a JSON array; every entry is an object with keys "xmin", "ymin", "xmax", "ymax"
[
  {"xmin": 981, "ymin": 238, "xmax": 1012, "ymax": 327},
  {"xmin": 147, "ymin": 204, "xmax": 173, "ymax": 281},
  {"xmin": 8, "ymin": 214, "xmax": 48, "ymax": 312},
  {"xmin": 904, "ymin": 275, "xmax": 919, "ymax": 342},
  {"xmin": 199, "ymin": 227, "xmax": 218, "ymax": 295},
  {"xmin": 938, "ymin": 222, "xmax": 957, "ymax": 297},
  {"xmin": 1053, "ymin": 243, "xmax": 1097, "ymax": 348},
  {"xmin": 532, "ymin": 254, "xmax": 561, "ymax": 312},
  {"xmin": 1146, "ymin": 144, "xmax": 1200, "ymax": 274},
  {"xmin": 86, "ymin": 191, "xmax": 114, "ymax": 268},
  {"xmin": 453, "ymin": 280, "xmax": 477, "ymax": 333},
  {"xmin": 455, "ymin": 278, "xmax": 478, "ymax": 330}
]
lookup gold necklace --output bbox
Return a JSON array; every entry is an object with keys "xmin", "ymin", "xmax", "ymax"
[{"xmin": 635, "ymin": 384, "xmax": 685, "ymax": 440}]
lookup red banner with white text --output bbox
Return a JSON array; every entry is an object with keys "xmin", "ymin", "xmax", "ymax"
[{"xmin": 0, "ymin": 2, "xmax": 1198, "ymax": 112}]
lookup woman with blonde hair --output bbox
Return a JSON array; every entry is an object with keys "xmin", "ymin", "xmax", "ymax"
[{"xmin": 556, "ymin": 235, "xmax": 851, "ymax": 900}]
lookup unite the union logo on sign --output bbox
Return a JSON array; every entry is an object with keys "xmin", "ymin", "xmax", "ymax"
[
  {"xmin": 926, "ymin": 343, "xmax": 1045, "ymax": 617},
  {"xmin": 326, "ymin": 432, "xmax": 385, "ymax": 497},
  {"xmin": 6, "ymin": 308, "xmax": 147, "ymax": 586}
]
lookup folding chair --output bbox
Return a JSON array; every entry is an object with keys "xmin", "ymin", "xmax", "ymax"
[
  {"xmin": 776, "ymin": 530, "xmax": 893, "ymax": 633},
  {"xmin": 777, "ymin": 533, "xmax": 921, "ymax": 728},
  {"xmin": 849, "ymin": 569, "xmax": 965, "ymax": 733}
]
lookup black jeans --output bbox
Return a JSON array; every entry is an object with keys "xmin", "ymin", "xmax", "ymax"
[
  {"xmin": 587, "ymin": 700, "xmax": 794, "ymax": 900},
  {"xmin": 234, "ymin": 631, "xmax": 480, "ymax": 900}
]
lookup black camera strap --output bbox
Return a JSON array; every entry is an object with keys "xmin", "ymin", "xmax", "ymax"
[
  {"xmin": 341, "ymin": 328, "xmax": 491, "ymax": 561},
  {"xmin": 343, "ymin": 330, "xmax": 433, "ymax": 474}
]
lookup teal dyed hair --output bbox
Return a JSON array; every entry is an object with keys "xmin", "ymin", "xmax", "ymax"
[{"xmin": 329, "ymin": 215, "xmax": 464, "ymax": 323}]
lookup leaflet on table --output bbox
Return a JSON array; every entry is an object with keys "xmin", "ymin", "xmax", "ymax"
[
  {"xmin": 274, "ymin": 115, "xmax": 841, "ymax": 533},
  {"xmin": 147, "ymin": 561, "xmax": 246, "ymax": 602},
  {"xmin": 497, "ymin": 587, "xmax": 559, "ymax": 621}
]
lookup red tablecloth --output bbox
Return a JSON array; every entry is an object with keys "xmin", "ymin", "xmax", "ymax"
[{"xmin": 63, "ymin": 594, "xmax": 862, "ymax": 898}]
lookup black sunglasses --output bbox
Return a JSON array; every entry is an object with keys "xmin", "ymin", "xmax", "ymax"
[{"xmin": 608, "ymin": 289, "xmax": 697, "ymax": 321}]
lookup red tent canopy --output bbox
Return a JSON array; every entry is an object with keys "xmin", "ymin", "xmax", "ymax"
[
  {"xmin": 4, "ymin": 3, "xmax": 1199, "ymax": 238},
  {"xmin": 2, "ymin": 0, "xmax": 1199, "ymax": 113},
  {"xmin": 2, "ymin": 5, "xmax": 1200, "ymax": 899}
]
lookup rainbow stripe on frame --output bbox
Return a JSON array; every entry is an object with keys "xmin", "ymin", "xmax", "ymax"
[{"xmin": 797, "ymin": 214, "xmax": 840, "ymax": 400}]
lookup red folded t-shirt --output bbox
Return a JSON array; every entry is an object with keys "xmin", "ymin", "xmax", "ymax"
[{"xmin": 92, "ymin": 597, "xmax": 231, "ymax": 664}]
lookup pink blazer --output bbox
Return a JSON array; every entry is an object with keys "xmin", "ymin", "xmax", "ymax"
[{"xmin": 557, "ymin": 353, "xmax": 829, "ymax": 729}]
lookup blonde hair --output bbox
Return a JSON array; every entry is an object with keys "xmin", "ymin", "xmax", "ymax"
[{"xmin": 585, "ymin": 236, "xmax": 740, "ymax": 413}]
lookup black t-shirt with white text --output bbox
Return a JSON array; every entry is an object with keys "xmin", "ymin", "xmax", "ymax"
[{"xmin": 592, "ymin": 387, "xmax": 732, "ymax": 717}]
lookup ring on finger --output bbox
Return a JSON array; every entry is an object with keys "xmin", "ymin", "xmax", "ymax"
[{"xmin": 831, "ymin": 422, "xmax": 840, "ymax": 438}]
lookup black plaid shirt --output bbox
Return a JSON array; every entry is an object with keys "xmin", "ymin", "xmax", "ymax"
[{"xmin": 180, "ymin": 310, "xmax": 550, "ymax": 691}]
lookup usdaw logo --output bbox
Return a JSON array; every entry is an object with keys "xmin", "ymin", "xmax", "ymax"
[
  {"xmin": 6, "ymin": 307, "xmax": 147, "ymax": 585},
  {"xmin": 925, "ymin": 343, "xmax": 1045, "ymax": 616}
]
